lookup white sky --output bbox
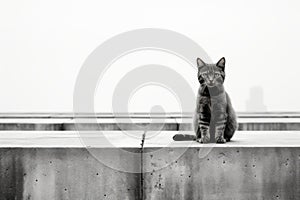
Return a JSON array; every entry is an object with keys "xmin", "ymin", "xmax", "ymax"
[{"xmin": 0, "ymin": 0, "xmax": 300, "ymax": 112}]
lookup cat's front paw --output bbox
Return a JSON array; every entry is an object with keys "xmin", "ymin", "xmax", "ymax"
[
  {"xmin": 197, "ymin": 135, "xmax": 210, "ymax": 143},
  {"xmin": 216, "ymin": 136, "xmax": 226, "ymax": 144}
]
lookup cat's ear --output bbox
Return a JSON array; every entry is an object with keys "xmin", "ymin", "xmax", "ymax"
[
  {"xmin": 216, "ymin": 57, "xmax": 225, "ymax": 71},
  {"xmin": 197, "ymin": 58, "xmax": 206, "ymax": 68}
]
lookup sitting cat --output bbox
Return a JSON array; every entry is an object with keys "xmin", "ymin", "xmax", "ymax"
[{"xmin": 173, "ymin": 57, "xmax": 238, "ymax": 143}]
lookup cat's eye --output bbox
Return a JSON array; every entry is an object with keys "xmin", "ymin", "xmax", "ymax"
[{"xmin": 215, "ymin": 73, "xmax": 220, "ymax": 77}]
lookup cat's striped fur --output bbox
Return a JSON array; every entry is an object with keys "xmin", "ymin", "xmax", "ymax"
[{"xmin": 173, "ymin": 57, "xmax": 237, "ymax": 143}]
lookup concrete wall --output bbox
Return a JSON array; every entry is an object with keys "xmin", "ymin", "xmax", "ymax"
[
  {"xmin": 0, "ymin": 125, "xmax": 299, "ymax": 199},
  {"xmin": 143, "ymin": 147, "xmax": 300, "ymax": 200},
  {"xmin": 0, "ymin": 148, "xmax": 141, "ymax": 200},
  {"xmin": 0, "ymin": 147, "xmax": 299, "ymax": 200}
]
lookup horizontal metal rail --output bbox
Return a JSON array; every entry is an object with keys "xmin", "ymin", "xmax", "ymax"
[{"xmin": 0, "ymin": 113, "xmax": 299, "ymax": 131}]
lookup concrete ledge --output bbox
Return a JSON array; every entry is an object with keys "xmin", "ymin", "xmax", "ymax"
[
  {"xmin": 0, "ymin": 131, "xmax": 299, "ymax": 148},
  {"xmin": 0, "ymin": 131, "xmax": 143, "ymax": 148},
  {"xmin": 144, "ymin": 131, "xmax": 300, "ymax": 147},
  {"xmin": 0, "ymin": 130, "xmax": 299, "ymax": 199}
]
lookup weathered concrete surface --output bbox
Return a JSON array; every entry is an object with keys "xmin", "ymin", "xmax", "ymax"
[
  {"xmin": 143, "ymin": 147, "xmax": 300, "ymax": 200},
  {"xmin": 1, "ymin": 147, "xmax": 299, "ymax": 200},
  {"xmin": 0, "ymin": 130, "xmax": 299, "ymax": 199},
  {"xmin": 1, "ymin": 131, "xmax": 300, "ymax": 148},
  {"xmin": 144, "ymin": 131, "xmax": 300, "ymax": 147},
  {"xmin": 142, "ymin": 131, "xmax": 300, "ymax": 199},
  {"xmin": 0, "ymin": 148, "xmax": 141, "ymax": 200},
  {"xmin": 0, "ymin": 131, "xmax": 144, "ymax": 200},
  {"xmin": 0, "ymin": 131, "xmax": 144, "ymax": 148}
]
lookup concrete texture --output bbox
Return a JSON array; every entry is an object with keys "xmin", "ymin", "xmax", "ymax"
[
  {"xmin": 0, "ymin": 148, "xmax": 141, "ymax": 200},
  {"xmin": 0, "ymin": 130, "xmax": 299, "ymax": 199},
  {"xmin": 0, "ymin": 131, "xmax": 144, "ymax": 148},
  {"xmin": 142, "ymin": 147, "xmax": 300, "ymax": 200},
  {"xmin": 142, "ymin": 131, "xmax": 300, "ymax": 199},
  {"xmin": 0, "ymin": 131, "xmax": 299, "ymax": 148},
  {"xmin": 144, "ymin": 131, "xmax": 300, "ymax": 147}
]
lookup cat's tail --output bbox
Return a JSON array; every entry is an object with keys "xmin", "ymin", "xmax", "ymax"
[
  {"xmin": 173, "ymin": 134, "xmax": 196, "ymax": 141},
  {"xmin": 173, "ymin": 119, "xmax": 197, "ymax": 141}
]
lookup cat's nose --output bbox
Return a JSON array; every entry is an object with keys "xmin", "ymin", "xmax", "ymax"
[{"xmin": 207, "ymin": 80, "xmax": 214, "ymax": 85}]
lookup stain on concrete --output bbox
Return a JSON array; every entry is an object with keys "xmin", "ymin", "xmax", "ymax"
[{"xmin": 0, "ymin": 149, "xmax": 24, "ymax": 200}]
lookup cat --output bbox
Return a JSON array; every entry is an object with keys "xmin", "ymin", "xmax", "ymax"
[{"xmin": 173, "ymin": 57, "xmax": 238, "ymax": 143}]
